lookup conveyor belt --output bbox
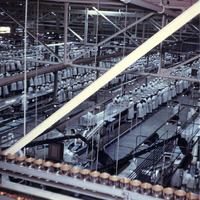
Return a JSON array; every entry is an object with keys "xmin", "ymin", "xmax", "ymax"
[{"xmin": 0, "ymin": 161, "xmax": 162, "ymax": 200}]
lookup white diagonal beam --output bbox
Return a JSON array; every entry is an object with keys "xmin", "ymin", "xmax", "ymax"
[{"xmin": 5, "ymin": 1, "xmax": 200, "ymax": 154}]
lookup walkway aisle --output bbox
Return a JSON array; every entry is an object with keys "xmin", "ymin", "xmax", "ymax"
[{"xmin": 105, "ymin": 94, "xmax": 195, "ymax": 177}]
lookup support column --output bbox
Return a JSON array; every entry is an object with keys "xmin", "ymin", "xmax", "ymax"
[
  {"xmin": 84, "ymin": 8, "xmax": 89, "ymax": 45},
  {"xmin": 53, "ymin": 71, "xmax": 58, "ymax": 102},
  {"xmin": 158, "ymin": 15, "xmax": 166, "ymax": 73},
  {"xmin": 64, "ymin": 3, "xmax": 69, "ymax": 65},
  {"xmin": 33, "ymin": 5, "xmax": 36, "ymax": 37},
  {"xmin": 142, "ymin": 22, "xmax": 145, "ymax": 43},
  {"xmin": 97, "ymin": 17, "xmax": 102, "ymax": 78},
  {"xmin": 135, "ymin": 17, "xmax": 138, "ymax": 37},
  {"xmin": 53, "ymin": 13, "xmax": 60, "ymax": 102},
  {"xmin": 147, "ymin": 53, "xmax": 149, "ymax": 66}
]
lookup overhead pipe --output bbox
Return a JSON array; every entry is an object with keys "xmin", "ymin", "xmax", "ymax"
[{"xmin": 120, "ymin": 0, "xmax": 179, "ymax": 17}]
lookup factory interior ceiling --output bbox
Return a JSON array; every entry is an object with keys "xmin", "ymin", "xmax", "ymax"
[{"xmin": 0, "ymin": 0, "xmax": 200, "ymax": 199}]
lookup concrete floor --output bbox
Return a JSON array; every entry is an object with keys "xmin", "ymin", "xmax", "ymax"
[{"xmin": 105, "ymin": 91, "xmax": 199, "ymax": 176}]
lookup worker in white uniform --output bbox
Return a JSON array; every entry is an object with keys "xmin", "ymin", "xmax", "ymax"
[
  {"xmin": 157, "ymin": 89, "xmax": 162, "ymax": 105},
  {"xmin": 140, "ymin": 84, "xmax": 146, "ymax": 92},
  {"xmin": 62, "ymin": 88, "xmax": 66, "ymax": 102},
  {"xmin": 154, "ymin": 92, "xmax": 159, "ymax": 109},
  {"xmin": 10, "ymin": 62, "xmax": 16, "ymax": 71},
  {"xmin": 142, "ymin": 98, "xmax": 147, "ymax": 117},
  {"xmin": 171, "ymin": 168, "xmax": 183, "ymax": 188},
  {"xmin": 123, "ymin": 91, "xmax": 129, "ymax": 102},
  {"xmin": 152, "ymin": 94, "xmax": 156, "ymax": 110},
  {"xmin": 179, "ymin": 80, "xmax": 183, "ymax": 93},
  {"xmin": 167, "ymin": 85, "xmax": 172, "ymax": 101},
  {"xmin": 16, "ymin": 61, "xmax": 22, "ymax": 70},
  {"xmin": 40, "ymin": 84, "xmax": 46, "ymax": 92},
  {"xmin": 67, "ymin": 85, "xmax": 73, "ymax": 99},
  {"xmin": 176, "ymin": 81, "xmax": 181, "ymax": 94},
  {"xmin": 41, "ymin": 74, "xmax": 45, "ymax": 84},
  {"xmin": 72, "ymin": 67, "xmax": 77, "ymax": 76},
  {"xmin": 17, "ymin": 80, "xmax": 23, "ymax": 91},
  {"xmin": 137, "ymin": 101, "xmax": 143, "ymax": 119},
  {"xmin": 182, "ymin": 170, "xmax": 196, "ymax": 192},
  {"xmin": 147, "ymin": 96, "xmax": 152, "ymax": 113},
  {"xmin": 88, "ymin": 79, "xmax": 93, "ymax": 86},
  {"xmin": 58, "ymin": 71, "xmax": 62, "ymax": 82},
  {"xmin": 77, "ymin": 82, "xmax": 82, "ymax": 91},
  {"xmin": 21, "ymin": 93, "xmax": 29, "ymax": 111},
  {"xmin": 172, "ymin": 103, "xmax": 180, "ymax": 116},
  {"xmin": 113, "ymin": 94, "xmax": 121, "ymax": 105},
  {"xmin": 11, "ymin": 82, "xmax": 17, "ymax": 94},
  {"xmin": 183, "ymin": 80, "xmax": 188, "ymax": 90},
  {"xmin": 63, "ymin": 69, "xmax": 67, "ymax": 79},
  {"xmin": 50, "ymin": 72, "xmax": 54, "ymax": 82},
  {"xmin": 3, "ymin": 85, "xmax": 9, "ymax": 96},
  {"xmin": 38, "ymin": 76, "xmax": 43, "ymax": 86},
  {"xmin": 71, "ymin": 129, "xmax": 77, "ymax": 146},
  {"xmin": 5, "ymin": 62, "xmax": 10, "ymax": 71},
  {"xmin": 171, "ymin": 82, "xmax": 176, "ymax": 98},
  {"xmin": 163, "ymin": 86, "xmax": 168, "ymax": 103},
  {"xmin": 29, "ymin": 77, "xmax": 35, "ymax": 87},
  {"xmin": 67, "ymin": 68, "xmax": 71, "ymax": 78},
  {"xmin": 187, "ymin": 107, "xmax": 196, "ymax": 120},
  {"xmin": 28, "ymin": 86, "xmax": 34, "ymax": 94},
  {"xmin": 127, "ymin": 98, "xmax": 134, "ymax": 121}
]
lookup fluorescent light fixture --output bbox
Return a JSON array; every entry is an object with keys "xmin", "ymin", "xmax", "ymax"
[
  {"xmin": 0, "ymin": 26, "xmax": 11, "ymax": 34},
  {"xmin": 68, "ymin": 27, "xmax": 83, "ymax": 41}
]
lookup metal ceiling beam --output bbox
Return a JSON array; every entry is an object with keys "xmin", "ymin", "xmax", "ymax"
[
  {"xmin": 0, "ymin": 56, "xmax": 58, "ymax": 65},
  {"xmin": 149, "ymin": 19, "xmax": 178, "ymax": 41},
  {"xmin": 70, "ymin": 9, "xmax": 138, "ymax": 17},
  {"xmin": 64, "ymin": 3, "xmax": 69, "ymax": 65},
  {"xmin": 136, "ymin": 72, "xmax": 200, "ymax": 83},
  {"xmin": 158, "ymin": 54, "xmax": 200, "ymax": 76},
  {"xmin": 43, "ymin": 0, "xmax": 124, "ymax": 6},
  {"xmin": 0, "ymin": 52, "xmax": 198, "ymax": 88},
  {"xmin": 0, "ymin": 51, "xmax": 131, "ymax": 87},
  {"xmin": 71, "ymin": 12, "xmax": 154, "ymax": 62},
  {"xmin": 68, "ymin": 27, "xmax": 83, "ymax": 41},
  {"xmin": 120, "ymin": 0, "xmax": 179, "ymax": 17},
  {"xmin": 5, "ymin": 1, "xmax": 200, "ymax": 154},
  {"xmin": 92, "ymin": 7, "xmax": 139, "ymax": 47},
  {"xmin": 0, "ymin": 7, "xmax": 62, "ymax": 62}
]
